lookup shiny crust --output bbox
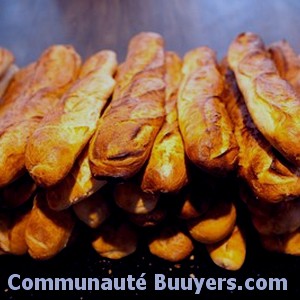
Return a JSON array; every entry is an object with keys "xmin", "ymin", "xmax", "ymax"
[
  {"xmin": 26, "ymin": 51, "xmax": 117, "ymax": 187},
  {"xmin": 141, "ymin": 52, "xmax": 187, "ymax": 193},
  {"xmin": 206, "ymin": 226, "xmax": 246, "ymax": 270},
  {"xmin": 0, "ymin": 45, "xmax": 81, "ymax": 187},
  {"xmin": 25, "ymin": 192, "xmax": 75, "ymax": 260},
  {"xmin": 178, "ymin": 47, "xmax": 238, "ymax": 175},
  {"xmin": 148, "ymin": 225, "xmax": 194, "ymax": 262},
  {"xmin": 228, "ymin": 32, "xmax": 300, "ymax": 166},
  {"xmin": 222, "ymin": 63, "xmax": 300, "ymax": 202},
  {"xmin": 46, "ymin": 147, "xmax": 106, "ymax": 211},
  {"xmin": 89, "ymin": 32, "xmax": 165, "ymax": 179},
  {"xmin": 188, "ymin": 200, "xmax": 236, "ymax": 244}
]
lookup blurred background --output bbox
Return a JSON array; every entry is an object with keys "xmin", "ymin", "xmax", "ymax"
[{"xmin": 1, "ymin": 0, "xmax": 300, "ymax": 66}]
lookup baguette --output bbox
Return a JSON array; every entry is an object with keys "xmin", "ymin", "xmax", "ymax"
[
  {"xmin": 228, "ymin": 32, "xmax": 300, "ymax": 166},
  {"xmin": 46, "ymin": 147, "xmax": 106, "ymax": 211},
  {"xmin": 148, "ymin": 225, "xmax": 194, "ymax": 262},
  {"xmin": 26, "ymin": 51, "xmax": 117, "ymax": 187},
  {"xmin": 141, "ymin": 51, "xmax": 187, "ymax": 193},
  {"xmin": 178, "ymin": 47, "xmax": 238, "ymax": 175},
  {"xmin": 268, "ymin": 40, "xmax": 300, "ymax": 95},
  {"xmin": 89, "ymin": 32, "xmax": 165, "ymax": 179},
  {"xmin": 222, "ymin": 62, "xmax": 300, "ymax": 202},
  {"xmin": 25, "ymin": 192, "xmax": 75, "ymax": 260},
  {"xmin": 188, "ymin": 200, "xmax": 236, "ymax": 244},
  {"xmin": 0, "ymin": 48, "xmax": 14, "ymax": 79},
  {"xmin": 206, "ymin": 226, "xmax": 246, "ymax": 271},
  {"xmin": 0, "ymin": 45, "xmax": 81, "ymax": 187},
  {"xmin": 92, "ymin": 220, "xmax": 138, "ymax": 259}
]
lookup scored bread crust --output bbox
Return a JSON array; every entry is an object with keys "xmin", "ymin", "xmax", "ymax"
[
  {"xmin": 25, "ymin": 51, "xmax": 117, "ymax": 187},
  {"xmin": 222, "ymin": 62, "xmax": 300, "ymax": 202},
  {"xmin": 178, "ymin": 47, "xmax": 238, "ymax": 176},
  {"xmin": 228, "ymin": 32, "xmax": 300, "ymax": 166},
  {"xmin": 141, "ymin": 51, "xmax": 188, "ymax": 193},
  {"xmin": 89, "ymin": 32, "xmax": 165, "ymax": 179},
  {"xmin": 0, "ymin": 45, "xmax": 81, "ymax": 187}
]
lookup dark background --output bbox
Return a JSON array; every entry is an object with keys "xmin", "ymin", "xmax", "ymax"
[{"xmin": 1, "ymin": 0, "xmax": 300, "ymax": 299}]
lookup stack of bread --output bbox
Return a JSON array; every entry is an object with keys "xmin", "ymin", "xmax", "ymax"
[{"xmin": 0, "ymin": 32, "xmax": 299, "ymax": 271}]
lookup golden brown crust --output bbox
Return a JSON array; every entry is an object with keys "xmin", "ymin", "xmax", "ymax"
[
  {"xmin": 114, "ymin": 181, "xmax": 159, "ymax": 214},
  {"xmin": 25, "ymin": 51, "xmax": 117, "ymax": 187},
  {"xmin": 141, "ymin": 52, "xmax": 188, "ymax": 193},
  {"xmin": 89, "ymin": 32, "xmax": 165, "ymax": 179},
  {"xmin": 0, "ymin": 65, "xmax": 18, "ymax": 98},
  {"xmin": 0, "ymin": 213, "xmax": 11, "ymax": 252},
  {"xmin": 46, "ymin": 146, "xmax": 106, "ymax": 211},
  {"xmin": 25, "ymin": 192, "xmax": 75, "ymax": 260},
  {"xmin": 0, "ymin": 48, "xmax": 14, "ymax": 79},
  {"xmin": 0, "ymin": 45, "xmax": 81, "ymax": 188},
  {"xmin": 73, "ymin": 189, "xmax": 111, "ymax": 228},
  {"xmin": 228, "ymin": 32, "xmax": 300, "ymax": 166},
  {"xmin": 206, "ymin": 226, "xmax": 246, "ymax": 270},
  {"xmin": 92, "ymin": 221, "xmax": 138, "ymax": 259},
  {"xmin": 178, "ymin": 47, "xmax": 238, "ymax": 175},
  {"xmin": 148, "ymin": 225, "xmax": 194, "ymax": 262},
  {"xmin": 0, "ymin": 173, "xmax": 36, "ymax": 208},
  {"xmin": 188, "ymin": 200, "xmax": 236, "ymax": 244},
  {"xmin": 222, "ymin": 63, "xmax": 300, "ymax": 202}
]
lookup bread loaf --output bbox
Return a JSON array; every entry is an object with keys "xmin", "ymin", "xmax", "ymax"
[
  {"xmin": 141, "ymin": 51, "xmax": 187, "ymax": 193},
  {"xmin": 178, "ymin": 47, "xmax": 238, "ymax": 175},
  {"xmin": 0, "ymin": 45, "xmax": 81, "ymax": 187},
  {"xmin": 26, "ymin": 50, "xmax": 117, "ymax": 187},
  {"xmin": 89, "ymin": 32, "xmax": 165, "ymax": 179},
  {"xmin": 228, "ymin": 32, "xmax": 300, "ymax": 166}
]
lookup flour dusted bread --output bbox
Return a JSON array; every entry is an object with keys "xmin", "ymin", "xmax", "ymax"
[
  {"xmin": 26, "ymin": 51, "xmax": 116, "ymax": 187},
  {"xmin": 25, "ymin": 192, "xmax": 75, "ymax": 260},
  {"xmin": 222, "ymin": 63, "xmax": 300, "ymax": 202},
  {"xmin": 142, "ymin": 51, "xmax": 187, "ymax": 193},
  {"xmin": 89, "ymin": 32, "xmax": 165, "ymax": 179},
  {"xmin": 178, "ymin": 47, "xmax": 238, "ymax": 175},
  {"xmin": 228, "ymin": 32, "xmax": 300, "ymax": 166},
  {"xmin": 0, "ymin": 45, "xmax": 81, "ymax": 187}
]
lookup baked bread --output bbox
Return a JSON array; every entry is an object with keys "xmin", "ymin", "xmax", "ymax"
[
  {"xmin": 178, "ymin": 47, "xmax": 238, "ymax": 175},
  {"xmin": 141, "ymin": 51, "xmax": 187, "ymax": 193},
  {"xmin": 269, "ymin": 40, "xmax": 300, "ymax": 95},
  {"xmin": 0, "ymin": 172, "xmax": 37, "ymax": 208},
  {"xmin": 0, "ymin": 45, "xmax": 81, "ymax": 187},
  {"xmin": 222, "ymin": 62, "xmax": 300, "ymax": 202},
  {"xmin": 46, "ymin": 146, "xmax": 106, "ymax": 211},
  {"xmin": 25, "ymin": 50, "xmax": 117, "ymax": 187},
  {"xmin": 89, "ymin": 32, "xmax": 165, "ymax": 179},
  {"xmin": 188, "ymin": 200, "xmax": 236, "ymax": 244},
  {"xmin": 0, "ymin": 213, "xmax": 10, "ymax": 252},
  {"xmin": 148, "ymin": 225, "xmax": 194, "ymax": 262},
  {"xmin": 206, "ymin": 225, "xmax": 246, "ymax": 270},
  {"xmin": 92, "ymin": 220, "xmax": 138, "ymax": 259},
  {"xmin": 228, "ymin": 32, "xmax": 300, "ymax": 166},
  {"xmin": 73, "ymin": 188, "xmax": 111, "ymax": 228},
  {"xmin": 114, "ymin": 181, "xmax": 159, "ymax": 214},
  {"xmin": 25, "ymin": 192, "xmax": 75, "ymax": 260}
]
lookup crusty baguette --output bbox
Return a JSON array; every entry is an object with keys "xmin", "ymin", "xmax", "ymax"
[
  {"xmin": 114, "ymin": 181, "xmax": 159, "ymax": 214},
  {"xmin": 26, "ymin": 51, "xmax": 117, "ymax": 187},
  {"xmin": 222, "ymin": 61, "xmax": 300, "ymax": 202},
  {"xmin": 178, "ymin": 47, "xmax": 238, "ymax": 175},
  {"xmin": 89, "ymin": 32, "xmax": 165, "ymax": 179},
  {"xmin": 92, "ymin": 220, "xmax": 138, "ymax": 259},
  {"xmin": 0, "ymin": 48, "xmax": 14, "ymax": 79},
  {"xmin": 73, "ymin": 189, "xmax": 111, "ymax": 228},
  {"xmin": 228, "ymin": 32, "xmax": 300, "ymax": 166},
  {"xmin": 0, "ymin": 45, "xmax": 81, "ymax": 188},
  {"xmin": 148, "ymin": 225, "xmax": 194, "ymax": 262},
  {"xmin": 25, "ymin": 192, "xmax": 75, "ymax": 260},
  {"xmin": 0, "ymin": 173, "xmax": 37, "ymax": 208},
  {"xmin": 188, "ymin": 200, "xmax": 236, "ymax": 244},
  {"xmin": 0, "ymin": 65, "xmax": 18, "ymax": 98},
  {"xmin": 141, "ymin": 51, "xmax": 187, "ymax": 193},
  {"xmin": 206, "ymin": 225, "xmax": 246, "ymax": 271},
  {"xmin": 269, "ymin": 40, "xmax": 300, "ymax": 95},
  {"xmin": 46, "ymin": 147, "xmax": 106, "ymax": 211}
]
